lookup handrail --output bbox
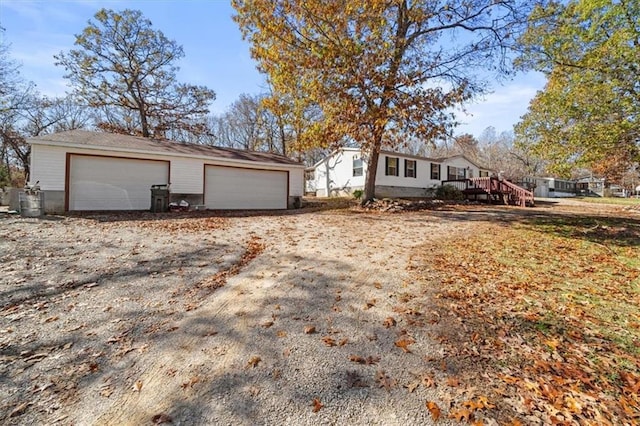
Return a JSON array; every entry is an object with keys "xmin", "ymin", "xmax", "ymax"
[{"xmin": 441, "ymin": 177, "xmax": 535, "ymax": 207}]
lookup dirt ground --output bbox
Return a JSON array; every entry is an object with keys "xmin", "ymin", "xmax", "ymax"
[{"xmin": 0, "ymin": 198, "xmax": 637, "ymax": 425}]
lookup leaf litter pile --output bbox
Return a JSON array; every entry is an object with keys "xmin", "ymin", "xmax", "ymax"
[{"xmin": 411, "ymin": 214, "xmax": 640, "ymax": 425}]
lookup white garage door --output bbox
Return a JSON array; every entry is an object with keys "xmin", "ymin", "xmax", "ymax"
[
  {"xmin": 69, "ymin": 155, "xmax": 169, "ymax": 211},
  {"xmin": 205, "ymin": 166, "xmax": 288, "ymax": 210}
]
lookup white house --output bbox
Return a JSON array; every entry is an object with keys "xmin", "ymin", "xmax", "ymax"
[
  {"xmin": 28, "ymin": 130, "xmax": 304, "ymax": 213},
  {"xmin": 306, "ymin": 147, "xmax": 490, "ymax": 198}
]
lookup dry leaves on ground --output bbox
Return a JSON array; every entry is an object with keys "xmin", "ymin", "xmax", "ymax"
[{"xmin": 411, "ymin": 215, "xmax": 640, "ymax": 424}]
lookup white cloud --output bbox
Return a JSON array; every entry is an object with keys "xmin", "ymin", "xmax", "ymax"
[{"xmin": 455, "ymin": 72, "xmax": 546, "ymax": 136}]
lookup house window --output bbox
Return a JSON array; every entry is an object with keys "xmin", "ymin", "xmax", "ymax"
[
  {"xmin": 404, "ymin": 159, "xmax": 416, "ymax": 178},
  {"xmin": 352, "ymin": 158, "xmax": 363, "ymax": 177},
  {"xmin": 447, "ymin": 166, "xmax": 466, "ymax": 180},
  {"xmin": 385, "ymin": 157, "xmax": 399, "ymax": 176},
  {"xmin": 305, "ymin": 170, "xmax": 315, "ymax": 180},
  {"xmin": 479, "ymin": 170, "xmax": 489, "ymax": 177},
  {"xmin": 430, "ymin": 163, "xmax": 440, "ymax": 180}
]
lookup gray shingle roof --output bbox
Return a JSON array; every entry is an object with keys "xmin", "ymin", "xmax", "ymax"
[{"xmin": 28, "ymin": 130, "xmax": 302, "ymax": 166}]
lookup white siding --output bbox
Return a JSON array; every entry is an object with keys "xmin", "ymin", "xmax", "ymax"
[
  {"xmin": 312, "ymin": 149, "xmax": 365, "ymax": 196},
  {"xmin": 169, "ymin": 157, "xmax": 204, "ymax": 194},
  {"xmin": 31, "ymin": 142, "xmax": 303, "ymax": 198},
  {"xmin": 30, "ymin": 144, "xmax": 67, "ymax": 190},
  {"xmin": 441, "ymin": 157, "xmax": 480, "ymax": 180},
  {"xmin": 376, "ymin": 155, "xmax": 441, "ymax": 188},
  {"xmin": 288, "ymin": 168, "xmax": 304, "ymax": 196}
]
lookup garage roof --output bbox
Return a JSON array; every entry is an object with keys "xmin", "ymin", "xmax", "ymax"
[{"xmin": 29, "ymin": 130, "xmax": 302, "ymax": 166}]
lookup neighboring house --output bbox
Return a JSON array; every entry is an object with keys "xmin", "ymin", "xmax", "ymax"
[
  {"xmin": 576, "ymin": 176, "xmax": 605, "ymax": 197},
  {"xmin": 305, "ymin": 147, "xmax": 491, "ymax": 198},
  {"xmin": 521, "ymin": 177, "xmax": 577, "ymax": 198},
  {"xmin": 521, "ymin": 176, "xmax": 606, "ymax": 198},
  {"xmin": 28, "ymin": 130, "xmax": 304, "ymax": 213}
]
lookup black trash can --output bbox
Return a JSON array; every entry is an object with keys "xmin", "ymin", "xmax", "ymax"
[{"xmin": 150, "ymin": 184, "xmax": 170, "ymax": 213}]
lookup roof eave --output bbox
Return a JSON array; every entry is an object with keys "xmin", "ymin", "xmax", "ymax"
[{"xmin": 28, "ymin": 138, "xmax": 305, "ymax": 169}]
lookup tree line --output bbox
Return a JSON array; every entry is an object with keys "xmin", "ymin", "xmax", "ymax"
[{"xmin": 2, "ymin": 1, "xmax": 638, "ymax": 198}]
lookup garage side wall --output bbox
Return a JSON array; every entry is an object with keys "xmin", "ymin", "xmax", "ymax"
[
  {"xmin": 167, "ymin": 157, "xmax": 205, "ymax": 206},
  {"xmin": 30, "ymin": 144, "xmax": 67, "ymax": 213}
]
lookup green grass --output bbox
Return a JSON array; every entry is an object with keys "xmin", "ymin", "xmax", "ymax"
[{"xmin": 576, "ymin": 196, "xmax": 640, "ymax": 206}]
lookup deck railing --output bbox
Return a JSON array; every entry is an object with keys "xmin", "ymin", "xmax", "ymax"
[{"xmin": 441, "ymin": 177, "xmax": 534, "ymax": 207}]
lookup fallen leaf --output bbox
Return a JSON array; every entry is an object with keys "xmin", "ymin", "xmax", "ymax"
[
  {"xmin": 476, "ymin": 395, "xmax": 496, "ymax": 410},
  {"xmin": 151, "ymin": 413, "xmax": 173, "ymax": 424},
  {"xmin": 261, "ymin": 321, "xmax": 274, "ymax": 328},
  {"xmin": 312, "ymin": 398, "xmax": 324, "ymax": 412},
  {"xmin": 247, "ymin": 356, "xmax": 261, "ymax": 368},
  {"xmin": 133, "ymin": 380, "xmax": 143, "ymax": 392},
  {"xmin": 338, "ymin": 338, "xmax": 348, "ymax": 346},
  {"xmin": 277, "ymin": 330, "xmax": 287, "ymax": 338},
  {"xmin": 446, "ymin": 376, "xmax": 460, "ymax": 387},
  {"xmin": 181, "ymin": 376, "xmax": 200, "ymax": 389},
  {"xmin": 376, "ymin": 370, "xmax": 396, "ymax": 391},
  {"xmin": 349, "ymin": 355, "xmax": 366, "ymax": 364},
  {"xmin": 322, "ymin": 336, "xmax": 336, "ymax": 346},
  {"xmin": 394, "ymin": 338, "xmax": 415, "ymax": 353},
  {"xmin": 304, "ymin": 325, "xmax": 316, "ymax": 334},
  {"xmin": 426, "ymin": 401, "xmax": 441, "ymax": 421},
  {"xmin": 406, "ymin": 380, "xmax": 420, "ymax": 393},
  {"xmin": 421, "ymin": 374, "xmax": 435, "ymax": 388},
  {"xmin": 449, "ymin": 407, "xmax": 472, "ymax": 422},
  {"xmin": 364, "ymin": 299, "xmax": 376, "ymax": 309},
  {"xmin": 383, "ymin": 317, "xmax": 397, "ymax": 328}
]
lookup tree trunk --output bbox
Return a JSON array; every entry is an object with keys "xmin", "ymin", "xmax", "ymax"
[{"xmin": 363, "ymin": 145, "xmax": 380, "ymax": 204}]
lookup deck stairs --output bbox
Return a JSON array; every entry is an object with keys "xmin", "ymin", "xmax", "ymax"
[{"xmin": 442, "ymin": 177, "xmax": 535, "ymax": 207}]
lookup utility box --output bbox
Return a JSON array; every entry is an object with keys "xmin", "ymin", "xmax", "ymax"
[
  {"xmin": 150, "ymin": 184, "xmax": 170, "ymax": 213},
  {"xmin": 19, "ymin": 184, "xmax": 45, "ymax": 217}
]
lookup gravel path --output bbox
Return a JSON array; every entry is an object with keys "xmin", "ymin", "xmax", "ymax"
[
  {"xmin": 3, "ymin": 199, "xmax": 634, "ymax": 425},
  {"xmin": 1, "ymin": 209, "xmax": 474, "ymax": 425}
]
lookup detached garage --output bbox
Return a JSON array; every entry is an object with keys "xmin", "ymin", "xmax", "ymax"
[
  {"xmin": 28, "ymin": 130, "xmax": 304, "ymax": 213},
  {"xmin": 204, "ymin": 166, "xmax": 288, "ymax": 210},
  {"xmin": 68, "ymin": 155, "xmax": 170, "ymax": 211}
]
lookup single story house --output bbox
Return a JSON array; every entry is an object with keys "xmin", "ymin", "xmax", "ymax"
[
  {"xmin": 28, "ymin": 130, "xmax": 304, "ymax": 213},
  {"xmin": 305, "ymin": 147, "xmax": 491, "ymax": 198}
]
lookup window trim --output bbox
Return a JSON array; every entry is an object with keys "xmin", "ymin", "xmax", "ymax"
[
  {"xmin": 385, "ymin": 156, "xmax": 399, "ymax": 176},
  {"xmin": 404, "ymin": 159, "xmax": 416, "ymax": 178},
  {"xmin": 447, "ymin": 166, "xmax": 466, "ymax": 180},
  {"xmin": 352, "ymin": 157, "xmax": 363, "ymax": 177},
  {"xmin": 430, "ymin": 163, "xmax": 441, "ymax": 180}
]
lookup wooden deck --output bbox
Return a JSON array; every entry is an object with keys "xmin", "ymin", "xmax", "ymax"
[{"xmin": 442, "ymin": 177, "xmax": 535, "ymax": 207}]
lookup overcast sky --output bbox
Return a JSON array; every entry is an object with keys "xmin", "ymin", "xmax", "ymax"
[{"xmin": 0, "ymin": 0, "xmax": 547, "ymax": 137}]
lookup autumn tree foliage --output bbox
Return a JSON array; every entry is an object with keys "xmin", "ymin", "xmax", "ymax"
[
  {"xmin": 515, "ymin": 0, "xmax": 640, "ymax": 181},
  {"xmin": 233, "ymin": 0, "xmax": 537, "ymax": 201},
  {"xmin": 55, "ymin": 9, "xmax": 216, "ymax": 139}
]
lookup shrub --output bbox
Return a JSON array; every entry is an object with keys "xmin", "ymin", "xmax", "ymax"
[
  {"xmin": 352, "ymin": 189, "xmax": 364, "ymax": 200},
  {"xmin": 435, "ymin": 184, "xmax": 463, "ymax": 200}
]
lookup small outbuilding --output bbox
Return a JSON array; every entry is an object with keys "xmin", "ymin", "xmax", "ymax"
[{"xmin": 28, "ymin": 130, "xmax": 304, "ymax": 213}]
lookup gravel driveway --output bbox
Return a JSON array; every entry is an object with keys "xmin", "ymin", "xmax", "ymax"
[{"xmin": 3, "ymin": 200, "xmax": 633, "ymax": 425}]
